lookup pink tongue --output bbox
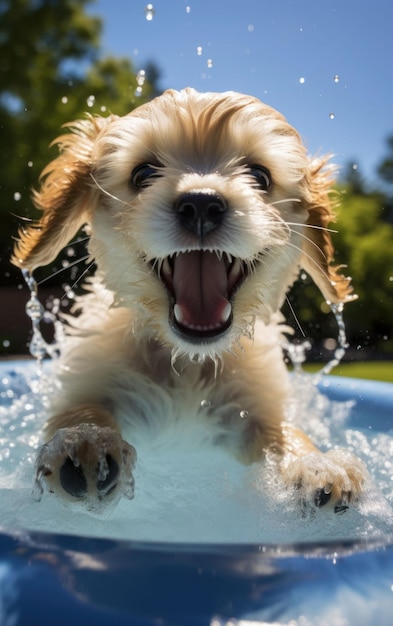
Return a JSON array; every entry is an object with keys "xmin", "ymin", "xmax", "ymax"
[{"xmin": 172, "ymin": 251, "xmax": 230, "ymax": 329}]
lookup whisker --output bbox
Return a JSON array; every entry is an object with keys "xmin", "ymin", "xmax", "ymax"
[
  {"xmin": 287, "ymin": 221, "xmax": 337, "ymax": 234},
  {"xmin": 270, "ymin": 198, "xmax": 302, "ymax": 207},
  {"xmin": 60, "ymin": 261, "xmax": 96, "ymax": 301},
  {"xmin": 285, "ymin": 296, "xmax": 306, "ymax": 337},
  {"xmin": 90, "ymin": 173, "xmax": 128, "ymax": 206},
  {"xmin": 37, "ymin": 254, "xmax": 91, "ymax": 285},
  {"xmin": 67, "ymin": 234, "xmax": 91, "ymax": 246},
  {"xmin": 287, "ymin": 227, "xmax": 330, "ymax": 263},
  {"xmin": 286, "ymin": 240, "xmax": 332, "ymax": 284}
]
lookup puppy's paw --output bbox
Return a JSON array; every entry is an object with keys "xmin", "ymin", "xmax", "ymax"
[
  {"xmin": 283, "ymin": 449, "xmax": 368, "ymax": 513},
  {"xmin": 34, "ymin": 424, "xmax": 137, "ymax": 508}
]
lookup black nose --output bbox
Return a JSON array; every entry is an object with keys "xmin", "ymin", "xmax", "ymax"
[{"xmin": 174, "ymin": 192, "xmax": 227, "ymax": 239}]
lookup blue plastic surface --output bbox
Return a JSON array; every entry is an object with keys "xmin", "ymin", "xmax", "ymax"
[{"xmin": 1, "ymin": 363, "xmax": 393, "ymax": 625}]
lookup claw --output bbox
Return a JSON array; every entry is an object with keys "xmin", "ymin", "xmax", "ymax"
[
  {"xmin": 314, "ymin": 487, "xmax": 332, "ymax": 507},
  {"xmin": 334, "ymin": 502, "xmax": 349, "ymax": 515}
]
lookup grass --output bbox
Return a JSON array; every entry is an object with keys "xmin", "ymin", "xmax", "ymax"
[{"xmin": 301, "ymin": 361, "xmax": 393, "ymax": 383}]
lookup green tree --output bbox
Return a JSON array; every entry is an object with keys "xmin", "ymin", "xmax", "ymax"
[
  {"xmin": 332, "ymin": 188, "xmax": 393, "ymax": 353},
  {"xmin": 0, "ymin": 0, "xmax": 159, "ymax": 287},
  {"xmin": 285, "ymin": 185, "xmax": 393, "ymax": 358},
  {"xmin": 377, "ymin": 135, "xmax": 393, "ymax": 188}
]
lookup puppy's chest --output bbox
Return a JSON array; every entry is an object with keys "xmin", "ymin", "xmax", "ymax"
[{"xmin": 114, "ymin": 362, "xmax": 248, "ymax": 439}]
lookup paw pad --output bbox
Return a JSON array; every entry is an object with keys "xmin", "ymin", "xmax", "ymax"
[
  {"xmin": 60, "ymin": 457, "xmax": 88, "ymax": 498},
  {"xmin": 34, "ymin": 423, "xmax": 136, "ymax": 507}
]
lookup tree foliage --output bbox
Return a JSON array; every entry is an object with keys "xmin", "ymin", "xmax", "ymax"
[
  {"xmin": 0, "ymin": 0, "xmax": 392, "ymax": 357},
  {"xmin": 332, "ymin": 189, "xmax": 393, "ymax": 352},
  {"xmin": 377, "ymin": 135, "xmax": 393, "ymax": 187},
  {"xmin": 0, "ymin": 0, "xmax": 159, "ymax": 286}
]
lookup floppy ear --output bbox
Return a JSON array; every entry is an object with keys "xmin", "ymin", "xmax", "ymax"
[
  {"xmin": 300, "ymin": 157, "xmax": 356, "ymax": 304},
  {"xmin": 11, "ymin": 115, "xmax": 113, "ymax": 271}
]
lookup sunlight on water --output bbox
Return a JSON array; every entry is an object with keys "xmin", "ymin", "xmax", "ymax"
[
  {"xmin": 0, "ymin": 359, "xmax": 392, "ymax": 544},
  {"xmin": 0, "ymin": 276, "xmax": 391, "ymax": 543}
]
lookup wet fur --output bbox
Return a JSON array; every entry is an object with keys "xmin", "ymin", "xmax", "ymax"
[{"xmin": 12, "ymin": 89, "xmax": 366, "ymax": 509}]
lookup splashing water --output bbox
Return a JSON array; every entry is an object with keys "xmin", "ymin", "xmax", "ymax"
[
  {"xmin": 0, "ymin": 278, "xmax": 392, "ymax": 543},
  {"xmin": 22, "ymin": 270, "xmax": 63, "ymax": 364},
  {"xmin": 320, "ymin": 302, "xmax": 348, "ymax": 375}
]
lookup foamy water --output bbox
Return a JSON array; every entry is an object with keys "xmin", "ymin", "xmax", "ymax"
[{"xmin": 0, "ymin": 359, "xmax": 392, "ymax": 544}]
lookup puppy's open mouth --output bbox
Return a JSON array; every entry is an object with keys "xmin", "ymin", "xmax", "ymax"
[{"xmin": 153, "ymin": 251, "xmax": 247, "ymax": 343}]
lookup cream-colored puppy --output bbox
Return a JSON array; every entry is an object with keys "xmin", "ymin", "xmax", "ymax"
[{"xmin": 13, "ymin": 88, "xmax": 367, "ymax": 511}]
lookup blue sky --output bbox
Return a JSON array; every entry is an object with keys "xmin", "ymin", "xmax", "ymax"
[{"xmin": 92, "ymin": 0, "xmax": 393, "ymax": 185}]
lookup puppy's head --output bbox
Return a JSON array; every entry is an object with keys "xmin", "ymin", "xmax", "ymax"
[{"xmin": 12, "ymin": 88, "xmax": 354, "ymax": 360}]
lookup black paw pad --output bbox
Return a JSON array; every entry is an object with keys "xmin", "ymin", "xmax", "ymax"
[
  {"xmin": 97, "ymin": 455, "xmax": 119, "ymax": 497},
  {"xmin": 60, "ymin": 457, "xmax": 88, "ymax": 498},
  {"xmin": 334, "ymin": 502, "xmax": 349, "ymax": 514},
  {"xmin": 314, "ymin": 488, "xmax": 331, "ymax": 508}
]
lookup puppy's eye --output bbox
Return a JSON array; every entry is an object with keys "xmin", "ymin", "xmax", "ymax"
[
  {"xmin": 248, "ymin": 165, "xmax": 271, "ymax": 191},
  {"xmin": 131, "ymin": 163, "xmax": 162, "ymax": 189}
]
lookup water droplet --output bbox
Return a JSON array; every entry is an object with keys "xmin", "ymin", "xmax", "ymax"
[
  {"xmin": 27, "ymin": 161, "xmax": 33, "ymax": 167},
  {"xmin": 333, "ymin": 74, "xmax": 340, "ymax": 83},
  {"xmin": 196, "ymin": 46, "xmax": 203, "ymax": 56},
  {"xmin": 86, "ymin": 95, "xmax": 95, "ymax": 108},
  {"xmin": 200, "ymin": 399, "xmax": 211, "ymax": 408},
  {"xmin": 100, "ymin": 105, "xmax": 107, "ymax": 112},
  {"xmin": 329, "ymin": 112, "xmax": 335, "ymax": 120},
  {"xmin": 185, "ymin": 5, "xmax": 191, "ymax": 13},
  {"xmin": 26, "ymin": 297, "xmax": 44, "ymax": 321},
  {"xmin": 207, "ymin": 58, "xmax": 213, "ymax": 68},
  {"xmin": 136, "ymin": 69, "xmax": 146, "ymax": 86},
  {"xmin": 144, "ymin": 3, "xmax": 155, "ymax": 20},
  {"xmin": 13, "ymin": 192, "xmax": 21, "ymax": 201},
  {"xmin": 2, "ymin": 339, "xmax": 10, "ymax": 348},
  {"xmin": 61, "ymin": 96, "xmax": 68, "ymax": 104},
  {"xmin": 299, "ymin": 76, "xmax": 305, "ymax": 84},
  {"xmin": 134, "ymin": 86, "xmax": 143, "ymax": 97},
  {"xmin": 240, "ymin": 410, "xmax": 249, "ymax": 419}
]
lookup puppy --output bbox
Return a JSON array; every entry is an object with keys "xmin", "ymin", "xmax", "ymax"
[{"xmin": 12, "ymin": 88, "xmax": 367, "ymax": 511}]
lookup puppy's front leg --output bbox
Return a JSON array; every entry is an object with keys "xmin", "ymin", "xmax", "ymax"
[
  {"xmin": 35, "ymin": 405, "xmax": 136, "ymax": 506},
  {"xmin": 279, "ymin": 423, "xmax": 368, "ymax": 512},
  {"xmin": 239, "ymin": 418, "xmax": 367, "ymax": 511}
]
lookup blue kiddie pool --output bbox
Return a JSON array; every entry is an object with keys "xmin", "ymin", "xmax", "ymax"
[{"xmin": 0, "ymin": 360, "xmax": 393, "ymax": 625}]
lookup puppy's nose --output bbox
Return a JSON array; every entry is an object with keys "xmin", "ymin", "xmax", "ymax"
[{"xmin": 174, "ymin": 192, "xmax": 227, "ymax": 239}]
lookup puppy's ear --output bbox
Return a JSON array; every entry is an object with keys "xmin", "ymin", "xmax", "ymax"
[
  {"xmin": 12, "ymin": 115, "xmax": 112, "ymax": 271},
  {"xmin": 300, "ymin": 157, "xmax": 356, "ymax": 304}
]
